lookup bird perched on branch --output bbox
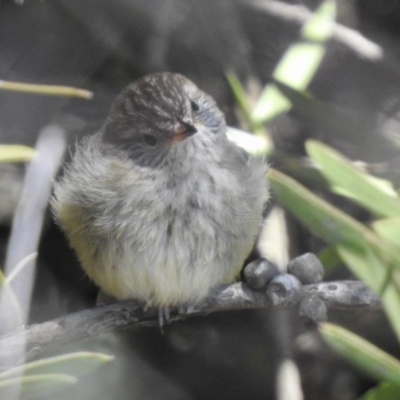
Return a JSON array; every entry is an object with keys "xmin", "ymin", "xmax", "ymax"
[{"xmin": 52, "ymin": 72, "xmax": 268, "ymax": 322}]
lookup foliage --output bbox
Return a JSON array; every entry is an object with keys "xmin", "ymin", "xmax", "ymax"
[
  {"xmin": 0, "ymin": 72, "xmax": 100, "ymax": 400},
  {"xmin": 0, "ymin": 80, "xmax": 92, "ymax": 99},
  {"xmin": 0, "ymin": 352, "xmax": 113, "ymax": 399},
  {"xmin": 227, "ymin": 0, "xmax": 400, "ymax": 397}
]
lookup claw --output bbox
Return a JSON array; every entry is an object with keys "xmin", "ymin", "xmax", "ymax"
[
  {"xmin": 177, "ymin": 304, "xmax": 196, "ymax": 315},
  {"xmin": 158, "ymin": 307, "xmax": 171, "ymax": 332}
]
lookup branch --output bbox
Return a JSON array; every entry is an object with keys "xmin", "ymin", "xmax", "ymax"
[
  {"xmin": 0, "ymin": 280, "xmax": 380, "ymax": 365},
  {"xmin": 243, "ymin": 0, "xmax": 384, "ymax": 61},
  {"xmin": 0, "ymin": 80, "xmax": 93, "ymax": 99}
]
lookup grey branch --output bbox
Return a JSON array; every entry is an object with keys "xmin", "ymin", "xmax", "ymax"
[
  {"xmin": 0, "ymin": 280, "xmax": 380, "ymax": 365},
  {"xmin": 243, "ymin": 0, "xmax": 383, "ymax": 61}
]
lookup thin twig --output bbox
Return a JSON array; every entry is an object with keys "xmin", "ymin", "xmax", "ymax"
[
  {"xmin": 0, "ymin": 80, "xmax": 93, "ymax": 99},
  {"xmin": 0, "ymin": 280, "xmax": 380, "ymax": 366},
  {"xmin": 243, "ymin": 0, "xmax": 383, "ymax": 61}
]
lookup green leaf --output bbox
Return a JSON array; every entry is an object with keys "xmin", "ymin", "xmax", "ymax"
[
  {"xmin": 0, "ymin": 374, "xmax": 77, "ymax": 399},
  {"xmin": 320, "ymin": 323, "xmax": 400, "ymax": 388},
  {"xmin": 251, "ymin": 84, "xmax": 290, "ymax": 124},
  {"xmin": 269, "ymin": 168, "xmax": 400, "ymax": 339},
  {"xmin": 272, "ymin": 148, "xmax": 400, "ymax": 398},
  {"xmin": 252, "ymin": 0, "xmax": 336, "ymax": 123},
  {"xmin": 268, "ymin": 168, "xmax": 367, "ymax": 245},
  {"xmin": 335, "ymin": 243, "xmax": 400, "ymax": 340},
  {"xmin": 306, "ymin": 141, "xmax": 400, "ymax": 218},
  {"xmin": 317, "ymin": 245, "xmax": 341, "ymax": 271},
  {"xmin": 361, "ymin": 382, "xmax": 400, "ymax": 400},
  {"xmin": 273, "ymin": 44, "xmax": 325, "ymax": 89},
  {"xmin": 0, "ymin": 267, "xmax": 5, "ymax": 285},
  {"xmin": 0, "ymin": 352, "xmax": 112, "ymax": 399},
  {"xmin": 301, "ymin": 0, "xmax": 336, "ymax": 42},
  {"xmin": 0, "ymin": 145, "xmax": 36, "ymax": 163},
  {"xmin": 0, "ymin": 80, "xmax": 93, "ymax": 99},
  {"xmin": 225, "ymin": 72, "xmax": 252, "ymax": 119},
  {"xmin": 0, "ymin": 352, "xmax": 113, "ymax": 380},
  {"xmin": 372, "ymin": 218, "xmax": 400, "ymax": 250}
]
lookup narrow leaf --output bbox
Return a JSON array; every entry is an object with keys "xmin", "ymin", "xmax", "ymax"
[
  {"xmin": 268, "ymin": 168, "xmax": 367, "ymax": 245},
  {"xmin": 0, "ymin": 352, "xmax": 113, "ymax": 380},
  {"xmin": 0, "ymin": 145, "xmax": 36, "ymax": 163},
  {"xmin": 225, "ymin": 72, "xmax": 252, "ymax": 119},
  {"xmin": 320, "ymin": 323, "xmax": 400, "ymax": 387},
  {"xmin": 335, "ymin": 243, "xmax": 400, "ymax": 340},
  {"xmin": 252, "ymin": 84, "xmax": 290, "ymax": 124},
  {"xmin": 361, "ymin": 382, "xmax": 400, "ymax": 400},
  {"xmin": 0, "ymin": 80, "xmax": 93, "ymax": 99},
  {"xmin": 317, "ymin": 245, "xmax": 341, "ymax": 271},
  {"xmin": 301, "ymin": 0, "xmax": 336, "ymax": 42},
  {"xmin": 269, "ymin": 168, "xmax": 400, "ymax": 338},
  {"xmin": 252, "ymin": 0, "xmax": 336, "ymax": 123},
  {"xmin": 0, "ymin": 374, "xmax": 77, "ymax": 399},
  {"xmin": 372, "ymin": 218, "xmax": 400, "ymax": 250},
  {"xmin": 306, "ymin": 140, "xmax": 400, "ymax": 218}
]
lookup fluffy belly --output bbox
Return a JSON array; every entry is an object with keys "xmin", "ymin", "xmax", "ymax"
[
  {"xmin": 89, "ymin": 226, "xmax": 250, "ymax": 306},
  {"xmin": 98, "ymin": 257, "xmax": 240, "ymax": 306},
  {"xmin": 56, "ymin": 152, "xmax": 266, "ymax": 307}
]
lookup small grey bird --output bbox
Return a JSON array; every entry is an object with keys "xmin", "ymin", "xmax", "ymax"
[{"xmin": 52, "ymin": 72, "xmax": 268, "ymax": 316}]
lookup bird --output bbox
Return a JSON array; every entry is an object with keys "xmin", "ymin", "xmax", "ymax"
[{"xmin": 51, "ymin": 72, "xmax": 268, "ymax": 322}]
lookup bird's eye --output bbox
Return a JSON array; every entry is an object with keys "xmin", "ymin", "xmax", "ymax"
[
  {"xmin": 143, "ymin": 134, "xmax": 157, "ymax": 146},
  {"xmin": 190, "ymin": 100, "xmax": 199, "ymax": 112}
]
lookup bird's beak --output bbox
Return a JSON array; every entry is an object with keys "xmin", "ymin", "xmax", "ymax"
[{"xmin": 171, "ymin": 119, "xmax": 198, "ymax": 142}]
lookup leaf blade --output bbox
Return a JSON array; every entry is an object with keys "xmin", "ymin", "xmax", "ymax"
[{"xmin": 320, "ymin": 323, "xmax": 400, "ymax": 387}]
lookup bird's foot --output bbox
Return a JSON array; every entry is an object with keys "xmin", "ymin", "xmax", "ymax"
[
  {"xmin": 177, "ymin": 304, "xmax": 197, "ymax": 315},
  {"xmin": 158, "ymin": 307, "xmax": 171, "ymax": 332}
]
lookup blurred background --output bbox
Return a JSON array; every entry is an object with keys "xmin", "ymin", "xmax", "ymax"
[{"xmin": 1, "ymin": 0, "xmax": 400, "ymax": 399}]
